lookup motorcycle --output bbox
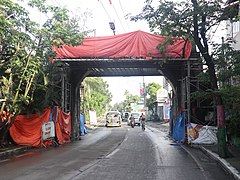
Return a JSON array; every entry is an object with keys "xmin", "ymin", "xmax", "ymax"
[
  {"xmin": 141, "ymin": 120, "xmax": 145, "ymax": 131},
  {"xmin": 130, "ymin": 118, "xmax": 135, "ymax": 128}
]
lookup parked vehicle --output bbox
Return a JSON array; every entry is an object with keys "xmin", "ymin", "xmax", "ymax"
[
  {"xmin": 105, "ymin": 111, "xmax": 122, "ymax": 127},
  {"xmin": 128, "ymin": 112, "xmax": 141, "ymax": 126}
]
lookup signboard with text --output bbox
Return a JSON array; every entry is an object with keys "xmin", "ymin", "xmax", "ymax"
[
  {"xmin": 139, "ymin": 83, "xmax": 144, "ymax": 98},
  {"xmin": 42, "ymin": 121, "xmax": 55, "ymax": 141}
]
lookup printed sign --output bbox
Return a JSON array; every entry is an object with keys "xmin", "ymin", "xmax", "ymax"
[
  {"xmin": 89, "ymin": 110, "xmax": 97, "ymax": 126},
  {"xmin": 163, "ymin": 103, "xmax": 170, "ymax": 120},
  {"xmin": 139, "ymin": 83, "xmax": 144, "ymax": 98},
  {"xmin": 42, "ymin": 122, "xmax": 55, "ymax": 141}
]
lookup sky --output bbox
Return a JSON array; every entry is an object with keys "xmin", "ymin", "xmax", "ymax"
[
  {"xmin": 65, "ymin": 0, "xmax": 151, "ymax": 36},
  {"xmin": 15, "ymin": 0, "xmax": 160, "ymax": 105},
  {"xmin": 15, "ymin": 0, "xmax": 226, "ymax": 105},
  {"xmin": 58, "ymin": 0, "xmax": 226, "ymax": 105},
  {"xmin": 60, "ymin": 0, "xmax": 163, "ymax": 105},
  {"xmin": 103, "ymin": 76, "xmax": 164, "ymax": 105}
]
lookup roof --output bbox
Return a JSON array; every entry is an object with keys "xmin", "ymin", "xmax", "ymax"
[{"xmin": 53, "ymin": 30, "xmax": 192, "ymax": 59}]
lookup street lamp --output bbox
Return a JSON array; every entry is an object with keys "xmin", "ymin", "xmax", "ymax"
[{"xmin": 109, "ymin": 22, "xmax": 116, "ymax": 35}]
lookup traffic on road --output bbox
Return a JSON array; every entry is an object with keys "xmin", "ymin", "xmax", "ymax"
[{"xmin": 0, "ymin": 122, "xmax": 234, "ymax": 180}]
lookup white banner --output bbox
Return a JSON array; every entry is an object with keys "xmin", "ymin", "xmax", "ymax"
[
  {"xmin": 89, "ymin": 110, "xmax": 97, "ymax": 126},
  {"xmin": 42, "ymin": 122, "xmax": 55, "ymax": 141},
  {"xmin": 187, "ymin": 123, "xmax": 217, "ymax": 144},
  {"xmin": 163, "ymin": 103, "xmax": 170, "ymax": 120}
]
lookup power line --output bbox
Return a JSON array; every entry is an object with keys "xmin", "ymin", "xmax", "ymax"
[
  {"xmin": 209, "ymin": 22, "xmax": 221, "ymax": 42},
  {"xmin": 51, "ymin": 0, "xmax": 62, "ymax": 7},
  {"xmin": 112, "ymin": 1, "xmax": 126, "ymax": 32},
  {"xmin": 98, "ymin": 0, "xmax": 113, "ymax": 21},
  {"xmin": 118, "ymin": 0, "xmax": 130, "ymax": 31},
  {"xmin": 57, "ymin": 0, "xmax": 66, "ymax": 7}
]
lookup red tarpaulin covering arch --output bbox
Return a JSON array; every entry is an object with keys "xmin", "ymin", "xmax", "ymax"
[{"xmin": 53, "ymin": 30, "xmax": 192, "ymax": 59}]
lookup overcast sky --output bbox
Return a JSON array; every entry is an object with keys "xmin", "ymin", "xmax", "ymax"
[
  {"xmin": 65, "ymin": 0, "xmax": 150, "ymax": 36},
  {"xmin": 64, "ymin": 0, "xmax": 163, "ymax": 105},
  {"xmin": 15, "ymin": 0, "xmax": 225, "ymax": 105}
]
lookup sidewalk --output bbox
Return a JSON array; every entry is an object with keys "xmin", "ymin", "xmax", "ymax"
[
  {"xmin": 200, "ymin": 144, "xmax": 240, "ymax": 180},
  {"xmin": 0, "ymin": 145, "xmax": 31, "ymax": 161},
  {"xmin": 0, "ymin": 124, "xmax": 97, "ymax": 161},
  {"xmin": 146, "ymin": 120, "xmax": 240, "ymax": 180}
]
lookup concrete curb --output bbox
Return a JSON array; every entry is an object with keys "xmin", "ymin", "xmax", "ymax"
[
  {"xmin": 200, "ymin": 146, "xmax": 240, "ymax": 180},
  {"xmin": 0, "ymin": 146, "xmax": 32, "ymax": 160},
  {"xmin": 145, "ymin": 122, "xmax": 240, "ymax": 179}
]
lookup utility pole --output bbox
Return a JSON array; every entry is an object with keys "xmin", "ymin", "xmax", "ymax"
[
  {"xmin": 143, "ymin": 76, "xmax": 146, "ymax": 108},
  {"xmin": 143, "ymin": 76, "xmax": 148, "ymax": 119}
]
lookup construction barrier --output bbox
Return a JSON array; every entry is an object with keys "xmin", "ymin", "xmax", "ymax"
[{"xmin": 10, "ymin": 107, "xmax": 71, "ymax": 147}]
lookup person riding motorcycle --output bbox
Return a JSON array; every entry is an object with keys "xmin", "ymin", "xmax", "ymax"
[
  {"xmin": 140, "ymin": 113, "xmax": 146, "ymax": 130},
  {"xmin": 130, "ymin": 114, "xmax": 135, "ymax": 128}
]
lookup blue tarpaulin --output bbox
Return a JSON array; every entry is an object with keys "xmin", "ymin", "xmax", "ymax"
[
  {"xmin": 80, "ymin": 113, "xmax": 88, "ymax": 136},
  {"xmin": 172, "ymin": 112, "xmax": 186, "ymax": 143}
]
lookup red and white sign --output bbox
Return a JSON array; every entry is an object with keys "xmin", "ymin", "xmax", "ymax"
[{"xmin": 42, "ymin": 122, "xmax": 55, "ymax": 141}]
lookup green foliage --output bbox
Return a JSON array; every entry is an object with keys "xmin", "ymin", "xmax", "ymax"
[
  {"xmin": 123, "ymin": 90, "xmax": 141, "ymax": 112},
  {"xmin": 212, "ymin": 40, "xmax": 240, "ymax": 138},
  {"xmin": 82, "ymin": 77, "xmax": 112, "ymax": 121},
  {"xmin": 0, "ymin": 0, "xmax": 86, "ymax": 144},
  {"xmin": 146, "ymin": 82, "xmax": 161, "ymax": 113},
  {"xmin": 112, "ymin": 102, "xmax": 124, "ymax": 112},
  {"xmin": 156, "ymin": 37, "xmax": 174, "ymax": 58},
  {"xmin": 212, "ymin": 41, "xmax": 240, "ymax": 86},
  {"xmin": 219, "ymin": 86, "xmax": 240, "ymax": 137},
  {"xmin": 132, "ymin": 0, "xmax": 190, "ymax": 37},
  {"xmin": 0, "ymin": 0, "xmax": 85, "ymax": 115},
  {"xmin": 0, "ymin": 0, "xmax": 41, "ymax": 115}
]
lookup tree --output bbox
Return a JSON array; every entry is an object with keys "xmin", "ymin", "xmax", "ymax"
[
  {"xmin": 132, "ymin": 0, "xmax": 230, "ymax": 157},
  {"xmin": 112, "ymin": 102, "xmax": 125, "ymax": 112},
  {"xmin": 213, "ymin": 39, "xmax": 240, "ymax": 143},
  {"xmin": 0, "ymin": 0, "xmax": 84, "ymax": 145},
  {"xmin": 81, "ymin": 77, "xmax": 112, "ymax": 122},
  {"xmin": 123, "ymin": 90, "xmax": 142, "ymax": 112},
  {"xmin": 146, "ymin": 82, "xmax": 161, "ymax": 113}
]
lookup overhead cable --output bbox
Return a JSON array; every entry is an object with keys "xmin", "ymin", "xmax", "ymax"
[
  {"xmin": 98, "ymin": 0, "xmax": 113, "ymax": 21},
  {"xmin": 209, "ymin": 22, "xmax": 221, "ymax": 42},
  {"xmin": 51, "ymin": 0, "xmax": 62, "ymax": 7},
  {"xmin": 112, "ymin": 1, "xmax": 126, "ymax": 32},
  {"xmin": 118, "ymin": 0, "xmax": 130, "ymax": 30}
]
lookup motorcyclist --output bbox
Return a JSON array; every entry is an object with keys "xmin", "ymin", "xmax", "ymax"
[
  {"xmin": 140, "ymin": 113, "xmax": 146, "ymax": 130},
  {"xmin": 130, "ymin": 114, "xmax": 135, "ymax": 128}
]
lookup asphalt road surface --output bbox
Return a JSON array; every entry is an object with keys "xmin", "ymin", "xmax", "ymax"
[{"xmin": 0, "ymin": 122, "xmax": 234, "ymax": 180}]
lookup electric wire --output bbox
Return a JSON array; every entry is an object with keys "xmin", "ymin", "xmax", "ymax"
[
  {"xmin": 98, "ymin": 0, "xmax": 113, "ymax": 22},
  {"xmin": 118, "ymin": 0, "xmax": 130, "ymax": 31},
  {"xmin": 112, "ymin": 2, "xmax": 126, "ymax": 32},
  {"xmin": 57, "ymin": 0, "xmax": 66, "ymax": 7},
  {"xmin": 209, "ymin": 22, "xmax": 221, "ymax": 42},
  {"xmin": 51, "ymin": 0, "xmax": 62, "ymax": 7}
]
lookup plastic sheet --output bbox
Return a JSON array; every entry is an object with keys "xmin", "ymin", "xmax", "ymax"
[
  {"xmin": 172, "ymin": 112, "xmax": 186, "ymax": 143},
  {"xmin": 53, "ymin": 30, "xmax": 192, "ymax": 59},
  {"xmin": 10, "ymin": 107, "xmax": 71, "ymax": 147}
]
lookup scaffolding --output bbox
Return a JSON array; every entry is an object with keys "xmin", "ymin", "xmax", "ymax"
[
  {"xmin": 61, "ymin": 75, "xmax": 71, "ymax": 113},
  {"xmin": 181, "ymin": 60, "xmax": 214, "ymax": 126}
]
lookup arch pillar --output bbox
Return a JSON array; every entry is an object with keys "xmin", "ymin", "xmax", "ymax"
[{"xmin": 70, "ymin": 69, "xmax": 90, "ymax": 140}]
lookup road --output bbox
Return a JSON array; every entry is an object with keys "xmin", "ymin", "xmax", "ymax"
[{"xmin": 0, "ymin": 122, "xmax": 234, "ymax": 180}]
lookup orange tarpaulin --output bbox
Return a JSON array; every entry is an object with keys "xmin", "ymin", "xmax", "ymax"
[
  {"xmin": 10, "ymin": 108, "xmax": 51, "ymax": 147},
  {"xmin": 53, "ymin": 30, "xmax": 192, "ymax": 59},
  {"xmin": 54, "ymin": 107, "xmax": 71, "ymax": 144},
  {"xmin": 10, "ymin": 107, "xmax": 71, "ymax": 147}
]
